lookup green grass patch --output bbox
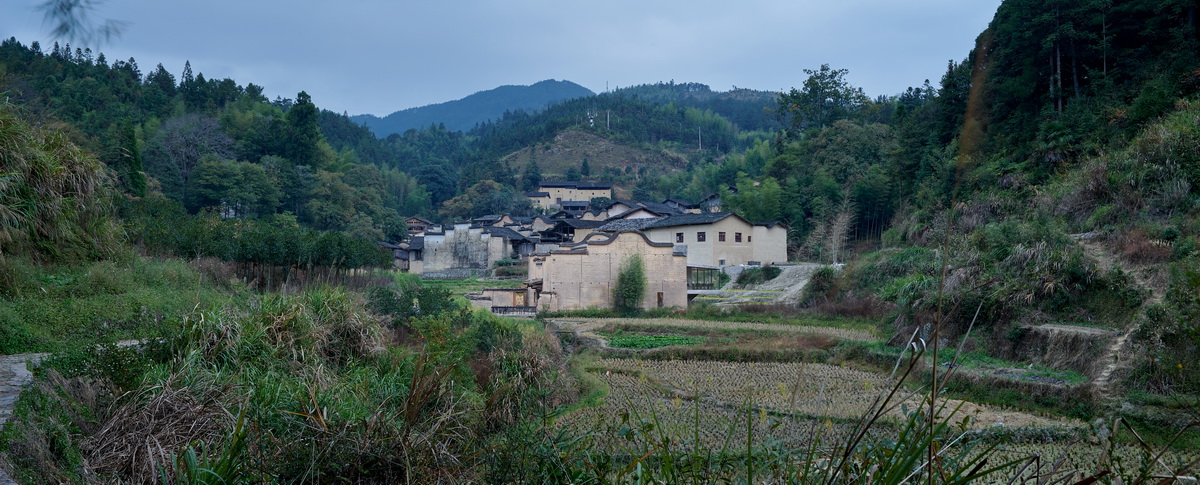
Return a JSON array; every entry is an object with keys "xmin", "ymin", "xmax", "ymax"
[
  {"xmin": 598, "ymin": 331, "xmax": 706, "ymax": 349},
  {"xmin": 0, "ymin": 255, "xmax": 238, "ymax": 353},
  {"xmin": 735, "ymin": 266, "xmax": 782, "ymax": 285}
]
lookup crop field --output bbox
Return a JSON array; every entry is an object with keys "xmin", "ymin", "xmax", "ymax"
[
  {"xmin": 587, "ymin": 359, "xmax": 1073, "ymax": 429},
  {"xmin": 986, "ymin": 443, "xmax": 1200, "ymax": 483},
  {"xmin": 557, "ymin": 358, "xmax": 1200, "ymax": 479},
  {"xmin": 555, "ymin": 369, "xmax": 867, "ymax": 450},
  {"xmin": 598, "ymin": 332, "xmax": 707, "ymax": 349},
  {"xmin": 560, "ymin": 318, "xmax": 877, "ymax": 342}
]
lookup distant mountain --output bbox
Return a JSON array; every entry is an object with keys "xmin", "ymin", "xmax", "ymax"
[{"xmin": 351, "ymin": 79, "xmax": 595, "ymax": 137}]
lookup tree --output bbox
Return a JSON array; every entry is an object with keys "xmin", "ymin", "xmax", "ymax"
[
  {"xmin": 522, "ymin": 157, "xmax": 542, "ymax": 192},
  {"xmin": 187, "ymin": 157, "xmax": 281, "ymax": 218},
  {"xmin": 564, "ymin": 166, "xmax": 581, "ymax": 181},
  {"xmin": 143, "ymin": 113, "xmax": 235, "ymax": 201},
  {"xmin": 613, "ymin": 253, "xmax": 647, "ymax": 315},
  {"xmin": 581, "ymin": 158, "xmax": 591, "ymax": 177},
  {"xmin": 286, "ymin": 91, "xmax": 322, "ymax": 169},
  {"xmin": 778, "ymin": 64, "xmax": 869, "ymax": 135},
  {"xmin": 439, "ymin": 179, "xmax": 517, "ymax": 219}
]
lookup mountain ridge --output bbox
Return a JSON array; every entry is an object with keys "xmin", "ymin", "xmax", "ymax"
[{"xmin": 351, "ymin": 79, "xmax": 595, "ymax": 136}]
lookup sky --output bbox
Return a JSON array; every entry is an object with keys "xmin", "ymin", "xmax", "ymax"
[{"xmin": 2, "ymin": 0, "xmax": 1004, "ymax": 117}]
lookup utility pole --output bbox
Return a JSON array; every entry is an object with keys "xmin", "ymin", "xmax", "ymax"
[{"xmin": 697, "ymin": 126, "xmax": 702, "ymax": 152}]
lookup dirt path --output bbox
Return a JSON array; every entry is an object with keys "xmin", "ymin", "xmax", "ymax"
[
  {"xmin": 1073, "ymin": 236, "xmax": 1164, "ymax": 398},
  {"xmin": 0, "ymin": 353, "xmax": 47, "ymax": 485}
]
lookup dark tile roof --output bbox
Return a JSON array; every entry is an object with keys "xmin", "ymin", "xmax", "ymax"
[
  {"xmin": 663, "ymin": 197, "xmax": 696, "ymax": 207},
  {"xmin": 538, "ymin": 181, "xmax": 613, "ymax": 190},
  {"xmin": 560, "ymin": 200, "xmax": 590, "ymax": 208},
  {"xmin": 483, "ymin": 226, "xmax": 530, "ymax": 241},
  {"xmin": 378, "ymin": 241, "xmax": 403, "ymax": 249},
  {"xmin": 525, "ymin": 191, "xmax": 550, "ymax": 197},
  {"xmin": 559, "ymin": 219, "xmax": 606, "ymax": 229},
  {"xmin": 606, "ymin": 207, "xmax": 669, "ymax": 220},
  {"xmin": 406, "ymin": 216, "xmax": 433, "ymax": 224},
  {"xmin": 597, "ymin": 218, "xmax": 660, "ymax": 232},
  {"xmin": 407, "ymin": 237, "xmax": 424, "ymax": 250},
  {"xmin": 638, "ymin": 201, "xmax": 683, "ymax": 215},
  {"xmin": 644, "ymin": 212, "xmax": 738, "ymax": 229}
]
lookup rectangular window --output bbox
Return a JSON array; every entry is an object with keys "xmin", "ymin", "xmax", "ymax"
[
  {"xmin": 676, "ymin": 232, "xmax": 684, "ymax": 243},
  {"xmin": 748, "ymin": 236, "xmax": 752, "ymax": 242},
  {"xmin": 697, "ymin": 232, "xmax": 706, "ymax": 242},
  {"xmin": 735, "ymin": 232, "xmax": 742, "ymax": 242},
  {"xmin": 718, "ymin": 232, "xmax": 726, "ymax": 242}
]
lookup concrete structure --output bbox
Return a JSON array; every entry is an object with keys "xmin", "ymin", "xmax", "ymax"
[
  {"xmin": 414, "ymin": 223, "xmax": 514, "ymax": 279},
  {"xmin": 467, "ymin": 287, "xmax": 539, "ymax": 316},
  {"xmin": 599, "ymin": 212, "xmax": 788, "ymax": 267},
  {"xmin": 527, "ymin": 181, "xmax": 613, "ymax": 210},
  {"xmin": 528, "ymin": 231, "xmax": 687, "ymax": 312}
]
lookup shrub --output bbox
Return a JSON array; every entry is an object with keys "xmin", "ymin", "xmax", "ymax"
[
  {"xmin": 736, "ymin": 266, "xmax": 782, "ymax": 285},
  {"xmin": 613, "ymin": 254, "xmax": 646, "ymax": 315}
]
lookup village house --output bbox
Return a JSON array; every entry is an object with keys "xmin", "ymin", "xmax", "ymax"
[
  {"xmin": 404, "ymin": 216, "xmax": 436, "ymax": 236},
  {"xmin": 402, "ymin": 223, "xmax": 534, "ymax": 279},
  {"xmin": 527, "ymin": 231, "xmax": 687, "ymax": 312},
  {"xmin": 598, "ymin": 212, "xmax": 788, "ymax": 267},
  {"xmin": 527, "ymin": 181, "xmax": 613, "ymax": 210}
]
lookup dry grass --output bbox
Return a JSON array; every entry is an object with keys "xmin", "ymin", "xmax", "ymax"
[
  {"xmin": 81, "ymin": 372, "xmax": 229, "ymax": 483},
  {"xmin": 1116, "ymin": 228, "xmax": 1172, "ymax": 264},
  {"xmin": 807, "ymin": 294, "xmax": 894, "ymax": 319}
]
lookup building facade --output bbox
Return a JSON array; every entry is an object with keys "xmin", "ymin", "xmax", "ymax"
[
  {"xmin": 527, "ymin": 181, "xmax": 613, "ymax": 210},
  {"xmin": 528, "ymin": 231, "xmax": 687, "ymax": 312},
  {"xmin": 644, "ymin": 213, "xmax": 787, "ymax": 267}
]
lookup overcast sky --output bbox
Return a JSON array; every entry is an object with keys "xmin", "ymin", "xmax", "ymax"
[{"xmin": 3, "ymin": 0, "xmax": 1003, "ymax": 117}]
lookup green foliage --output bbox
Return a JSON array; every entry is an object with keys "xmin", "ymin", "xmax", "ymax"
[
  {"xmin": 123, "ymin": 195, "xmax": 391, "ymax": 271},
  {"xmin": 367, "ymin": 280, "xmax": 459, "ymax": 326},
  {"xmin": 439, "ymin": 179, "xmax": 534, "ymax": 219},
  {"xmin": 0, "ymin": 254, "xmax": 232, "ymax": 354},
  {"xmin": 735, "ymin": 266, "xmax": 782, "ymax": 286},
  {"xmin": 778, "ymin": 64, "xmax": 870, "ymax": 135},
  {"xmin": 613, "ymin": 254, "xmax": 647, "ymax": 315},
  {"xmin": 0, "ymin": 102, "xmax": 123, "ymax": 262},
  {"xmin": 598, "ymin": 331, "xmax": 706, "ymax": 349}
]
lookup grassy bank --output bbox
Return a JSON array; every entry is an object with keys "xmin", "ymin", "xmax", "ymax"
[{"xmin": 0, "ymin": 254, "xmax": 239, "ymax": 354}]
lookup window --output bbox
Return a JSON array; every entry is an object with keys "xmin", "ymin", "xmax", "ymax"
[
  {"xmin": 719, "ymin": 259, "xmax": 726, "ymax": 266},
  {"xmin": 718, "ymin": 232, "xmax": 726, "ymax": 242},
  {"xmin": 735, "ymin": 232, "xmax": 742, "ymax": 242},
  {"xmin": 748, "ymin": 236, "xmax": 752, "ymax": 242},
  {"xmin": 697, "ymin": 232, "xmax": 706, "ymax": 242},
  {"xmin": 676, "ymin": 232, "xmax": 684, "ymax": 243}
]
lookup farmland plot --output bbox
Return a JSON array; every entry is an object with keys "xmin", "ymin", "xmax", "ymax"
[
  {"xmin": 590, "ymin": 359, "xmax": 1075, "ymax": 430},
  {"xmin": 558, "ymin": 358, "xmax": 1200, "ymax": 479},
  {"xmin": 555, "ymin": 369, "xmax": 866, "ymax": 450},
  {"xmin": 558, "ymin": 318, "xmax": 876, "ymax": 342}
]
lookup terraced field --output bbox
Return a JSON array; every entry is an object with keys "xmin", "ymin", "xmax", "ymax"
[{"xmin": 556, "ymin": 317, "xmax": 877, "ymax": 344}]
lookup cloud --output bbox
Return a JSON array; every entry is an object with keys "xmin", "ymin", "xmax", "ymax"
[{"xmin": 1, "ymin": 0, "xmax": 1001, "ymax": 116}]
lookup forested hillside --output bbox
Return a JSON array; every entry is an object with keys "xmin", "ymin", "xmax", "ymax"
[{"xmin": 350, "ymin": 79, "xmax": 595, "ymax": 135}]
